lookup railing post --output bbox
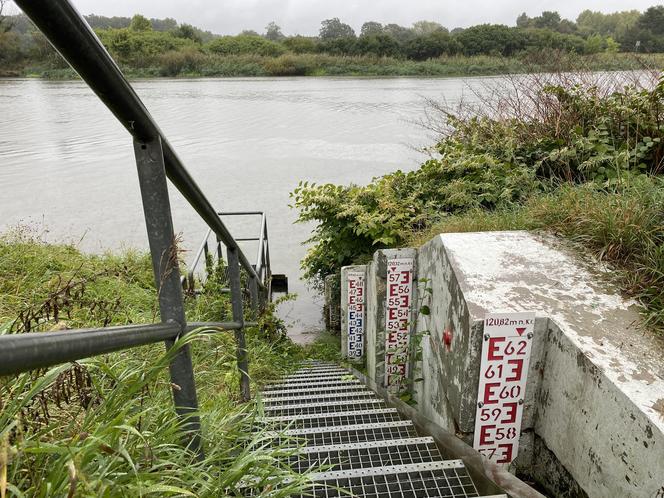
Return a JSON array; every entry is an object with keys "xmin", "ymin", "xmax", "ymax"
[
  {"xmin": 215, "ymin": 235, "xmax": 223, "ymax": 262},
  {"xmin": 248, "ymin": 275, "xmax": 259, "ymax": 314},
  {"xmin": 227, "ymin": 246, "xmax": 250, "ymax": 401},
  {"xmin": 133, "ymin": 137, "xmax": 202, "ymax": 456}
]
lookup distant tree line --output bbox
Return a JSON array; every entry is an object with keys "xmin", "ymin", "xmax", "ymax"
[{"xmin": 1, "ymin": 6, "xmax": 663, "ymax": 73}]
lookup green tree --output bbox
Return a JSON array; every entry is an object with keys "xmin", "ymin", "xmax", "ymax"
[
  {"xmin": 638, "ymin": 6, "xmax": 664, "ymax": 35},
  {"xmin": 516, "ymin": 13, "xmax": 532, "ymax": 28},
  {"xmin": 360, "ymin": 21, "xmax": 383, "ymax": 37},
  {"xmin": 176, "ymin": 23, "xmax": 201, "ymax": 43},
  {"xmin": 383, "ymin": 23, "xmax": 414, "ymax": 42},
  {"xmin": 412, "ymin": 20, "xmax": 446, "ymax": 35},
  {"xmin": 129, "ymin": 14, "xmax": 152, "ymax": 32},
  {"xmin": 319, "ymin": 18, "xmax": 355, "ymax": 40},
  {"xmin": 405, "ymin": 31, "xmax": 456, "ymax": 60},
  {"xmin": 264, "ymin": 21, "xmax": 284, "ymax": 41},
  {"xmin": 282, "ymin": 35, "xmax": 318, "ymax": 53},
  {"xmin": 533, "ymin": 11, "xmax": 561, "ymax": 30},
  {"xmin": 585, "ymin": 33, "xmax": 605, "ymax": 53},
  {"xmin": 317, "ymin": 36, "xmax": 356, "ymax": 55},
  {"xmin": 605, "ymin": 36, "xmax": 620, "ymax": 53},
  {"xmin": 455, "ymin": 24, "xmax": 522, "ymax": 56},
  {"xmin": 576, "ymin": 9, "xmax": 640, "ymax": 39},
  {"xmin": 354, "ymin": 33, "xmax": 401, "ymax": 57},
  {"xmin": 151, "ymin": 17, "xmax": 177, "ymax": 31}
]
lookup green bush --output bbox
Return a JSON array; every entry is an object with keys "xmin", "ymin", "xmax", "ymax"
[
  {"xmin": 282, "ymin": 35, "xmax": 318, "ymax": 54},
  {"xmin": 97, "ymin": 28, "xmax": 197, "ymax": 65},
  {"xmin": 205, "ymin": 35, "xmax": 285, "ymax": 57},
  {"xmin": 156, "ymin": 47, "xmax": 208, "ymax": 76}
]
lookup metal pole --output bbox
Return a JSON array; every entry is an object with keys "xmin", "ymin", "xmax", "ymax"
[
  {"xmin": 215, "ymin": 235, "xmax": 223, "ymax": 262},
  {"xmin": 226, "ymin": 246, "xmax": 250, "ymax": 401},
  {"xmin": 133, "ymin": 137, "xmax": 202, "ymax": 456},
  {"xmin": 248, "ymin": 275, "xmax": 259, "ymax": 313}
]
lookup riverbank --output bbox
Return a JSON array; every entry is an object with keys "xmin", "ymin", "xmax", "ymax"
[
  {"xmin": 4, "ymin": 52, "xmax": 663, "ymax": 79},
  {"xmin": 0, "ymin": 228, "xmax": 330, "ymax": 496},
  {"xmin": 293, "ymin": 71, "xmax": 664, "ymax": 336}
]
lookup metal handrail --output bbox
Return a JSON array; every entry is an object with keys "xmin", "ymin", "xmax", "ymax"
[
  {"xmin": 0, "ymin": 320, "xmax": 261, "ymax": 377},
  {"xmin": 185, "ymin": 212, "xmax": 271, "ymax": 308},
  {"xmin": 5, "ymin": 0, "xmax": 279, "ymax": 458}
]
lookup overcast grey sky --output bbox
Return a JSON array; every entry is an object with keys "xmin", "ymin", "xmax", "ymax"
[{"xmin": 47, "ymin": 0, "xmax": 661, "ymax": 35}]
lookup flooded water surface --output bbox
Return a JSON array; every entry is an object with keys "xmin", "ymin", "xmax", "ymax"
[{"xmin": 0, "ymin": 76, "xmax": 478, "ymax": 338}]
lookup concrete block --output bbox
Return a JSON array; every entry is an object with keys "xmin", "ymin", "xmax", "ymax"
[{"xmin": 427, "ymin": 231, "xmax": 664, "ymax": 498}]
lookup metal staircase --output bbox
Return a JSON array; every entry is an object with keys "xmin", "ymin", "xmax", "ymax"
[{"xmin": 260, "ymin": 361, "xmax": 508, "ymax": 498}]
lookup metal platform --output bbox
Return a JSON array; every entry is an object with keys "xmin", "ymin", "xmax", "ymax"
[{"xmin": 256, "ymin": 362, "xmax": 507, "ymax": 498}]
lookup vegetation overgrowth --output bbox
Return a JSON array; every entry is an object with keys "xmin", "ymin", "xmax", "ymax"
[
  {"xmin": 2, "ymin": 6, "xmax": 664, "ymax": 77},
  {"xmin": 0, "ymin": 227, "xmax": 328, "ymax": 496},
  {"xmin": 292, "ymin": 71, "xmax": 664, "ymax": 335}
]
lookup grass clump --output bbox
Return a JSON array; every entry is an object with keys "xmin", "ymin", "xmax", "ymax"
[{"xmin": 0, "ymin": 228, "xmax": 315, "ymax": 496}]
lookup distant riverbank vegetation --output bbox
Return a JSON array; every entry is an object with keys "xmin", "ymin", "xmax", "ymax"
[
  {"xmin": 1, "ymin": 4, "xmax": 664, "ymax": 77},
  {"xmin": 292, "ymin": 70, "xmax": 664, "ymax": 335}
]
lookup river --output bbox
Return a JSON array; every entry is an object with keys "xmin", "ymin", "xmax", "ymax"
[{"xmin": 0, "ymin": 76, "xmax": 481, "ymax": 340}]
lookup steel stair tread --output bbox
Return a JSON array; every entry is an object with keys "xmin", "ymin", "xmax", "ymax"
[
  {"xmin": 256, "ymin": 362, "xmax": 490, "ymax": 498},
  {"xmin": 298, "ymin": 461, "xmax": 481, "ymax": 498},
  {"xmin": 262, "ymin": 391, "xmax": 377, "ymax": 405},
  {"xmin": 286, "ymin": 437, "xmax": 444, "ymax": 473}
]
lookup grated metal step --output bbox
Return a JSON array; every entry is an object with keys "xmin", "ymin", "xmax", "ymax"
[
  {"xmin": 302, "ymin": 461, "xmax": 480, "ymax": 498},
  {"xmin": 261, "ymin": 384, "xmax": 370, "ymax": 398},
  {"xmin": 262, "ymin": 408, "xmax": 404, "ymax": 429},
  {"xmin": 262, "ymin": 390, "xmax": 376, "ymax": 405},
  {"xmin": 266, "ymin": 421, "xmax": 418, "ymax": 447},
  {"xmin": 256, "ymin": 361, "xmax": 502, "ymax": 498},
  {"xmin": 263, "ymin": 379, "xmax": 361, "ymax": 391},
  {"xmin": 288, "ymin": 437, "xmax": 442, "ymax": 473},
  {"xmin": 264, "ymin": 398, "xmax": 386, "ymax": 417}
]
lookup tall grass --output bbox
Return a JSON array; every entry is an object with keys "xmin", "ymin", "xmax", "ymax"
[
  {"xmin": 408, "ymin": 178, "xmax": 664, "ymax": 334},
  {"xmin": 0, "ymin": 229, "xmax": 314, "ymax": 496}
]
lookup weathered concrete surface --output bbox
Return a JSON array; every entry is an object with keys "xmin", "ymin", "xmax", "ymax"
[
  {"xmin": 340, "ymin": 265, "xmax": 367, "ymax": 361},
  {"xmin": 364, "ymin": 248, "xmax": 417, "ymax": 388},
  {"xmin": 429, "ymin": 231, "xmax": 664, "ymax": 498}
]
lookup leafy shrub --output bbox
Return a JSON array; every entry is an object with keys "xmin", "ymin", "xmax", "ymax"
[
  {"xmin": 282, "ymin": 36, "xmax": 318, "ymax": 54},
  {"xmin": 206, "ymin": 35, "xmax": 285, "ymax": 57},
  {"xmin": 97, "ymin": 28, "xmax": 197, "ymax": 65},
  {"xmin": 156, "ymin": 47, "xmax": 207, "ymax": 76}
]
